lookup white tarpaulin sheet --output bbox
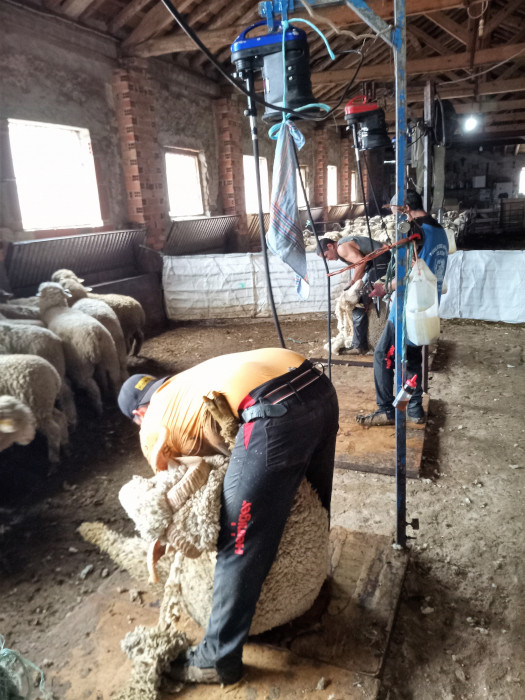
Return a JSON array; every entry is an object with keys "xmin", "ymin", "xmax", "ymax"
[
  {"xmin": 163, "ymin": 252, "xmax": 350, "ymax": 320},
  {"xmin": 440, "ymin": 250, "xmax": 525, "ymax": 323}
]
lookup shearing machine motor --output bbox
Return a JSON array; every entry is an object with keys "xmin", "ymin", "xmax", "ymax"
[
  {"xmin": 231, "ymin": 20, "xmax": 322, "ymax": 122},
  {"xmin": 344, "ymin": 95, "xmax": 391, "ymax": 150}
]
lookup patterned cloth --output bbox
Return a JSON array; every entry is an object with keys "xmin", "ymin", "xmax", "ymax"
[{"xmin": 266, "ymin": 120, "xmax": 309, "ymax": 300}]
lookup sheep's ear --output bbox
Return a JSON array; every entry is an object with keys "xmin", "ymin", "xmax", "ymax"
[
  {"xmin": 78, "ymin": 278, "xmax": 85, "ymax": 283},
  {"xmin": 63, "ymin": 289, "xmax": 73, "ymax": 297},
  {"xmin": 0, "ymin": 418, "xmax": 16, "ymax": 433},
  {"xmin": 84, "ymin": 286, "xmax": 93, "ymax": 292}
]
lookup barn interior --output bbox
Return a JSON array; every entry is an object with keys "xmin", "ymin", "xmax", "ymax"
[{"xmin": 1, "ymin": 1, "xmax": 525, "ymax": 698}]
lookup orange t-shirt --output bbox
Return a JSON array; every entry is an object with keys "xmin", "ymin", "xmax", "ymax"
[{"xmin": 139, "ymin": 347, "xmax": 305, "ymax": 466}]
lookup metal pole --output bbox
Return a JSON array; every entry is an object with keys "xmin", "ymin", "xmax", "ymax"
[
  {"xmin": 393, "ymin": 0, "xmax": 407, "ymax": 548},
  {"xmin": 423, "ymin": 80, "xmax": 434, "ymax": 213}
]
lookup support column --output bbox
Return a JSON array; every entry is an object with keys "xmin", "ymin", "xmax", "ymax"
[
  {"xmin": 215, "ymin": 97, "xmax": 248, "ymax": 251},
  {"xmin": 313, "ymin": 127, "xmax": 327, "ymax": 211},
  {"xmin": 113, "ymin": 59, "xmax": 167, "ymax": 250},
  {"xmin": 0, "ymin": 118, "xmax": 25, "ymax": 265}
]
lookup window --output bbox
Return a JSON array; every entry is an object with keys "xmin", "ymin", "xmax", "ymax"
[
  {"xmin": 243, "ymin": 155, "xmax": 270, "ymax": 214},
  {"xmin": 350, "ymin": 171, "xmax": 358, "ymax": 202},
  {"xmin": 296, "ymin": 166, "xmax": 309, "ymax": 208},
  {"xmin": 327, "ymin": 165, "xmax": 338, "ymax": 206},
  {"xmin": 165, "ymin": 150, "xmax": 204, "ymax": 217},
  {"xmin": 8, "ymin": 119, "xmax": 102, "ymax": 231},
  {"xmin": 519, "ymin": 167, "xmax": 525, "ymax": 195}
]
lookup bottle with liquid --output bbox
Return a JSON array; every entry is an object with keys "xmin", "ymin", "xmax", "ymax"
[
  {"xmin": 393, "ymin": 374, "xmax": 418, "ymax": 412},
  {"xmin": 405, "ymin": 258, "xmax": 440, "ymax": 345}
]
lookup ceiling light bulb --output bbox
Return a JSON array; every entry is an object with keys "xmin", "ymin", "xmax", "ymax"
[{"xmin": 464, "ymin": 116, "xmax": 479, "ymax": 132}]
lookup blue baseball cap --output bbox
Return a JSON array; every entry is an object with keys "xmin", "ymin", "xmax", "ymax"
[{"xmin": 118, "ymin": 374, "xmax": 168, "ymax": 419}]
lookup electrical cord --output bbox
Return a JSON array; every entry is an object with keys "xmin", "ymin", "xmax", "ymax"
[{"xmin": 160, "ymin": 0, "xmax": 362, "ymax": 123}]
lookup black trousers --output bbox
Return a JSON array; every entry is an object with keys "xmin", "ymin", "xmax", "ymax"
[
  {"xmin": 351, "ymin": 256, "xmax": 390, "ymax": 351},
  {"xmin": 373, "ymin": 321, "xmax": 423, "ymax": 417},
  {"xmin": 192, "ymin": 361, "xmax": 339, "ymax": 682}
]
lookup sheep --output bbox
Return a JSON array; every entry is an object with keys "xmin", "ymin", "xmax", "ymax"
[
  {"xmin": 0, "ymin": 395, "xmax": 36, "ymax": 452},
  {"xmin": 325, "ymin": 279, "xmax": 386, "ymax": 355},
  {"xmin": 37, "ymin": 282, "xmax": 122, "ymax": 415},
  {"xmin": 51, "ymin": 270, "xmax": 145, "ymax": 356},
  {"xmin": 0, "ymin": 355, "xmax": 68, "ymax": 463},
  {"xmin": 81, "ymin": 470, "xmax": 329, "ymax": 699},
  {"xmin": 0, "ymin": 312, "xmax": 43, "ymax": 327},
  {"xmin": 57, "ymin": 278, "xmax": 128, "ymax": 383},
  {"xmin": 0, "ymin": 322, "xmax": 77, "ymax": 427}
]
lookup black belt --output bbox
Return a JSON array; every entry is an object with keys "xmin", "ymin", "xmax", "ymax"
[{"xmin": 241, "ymin": 364, "xmax": 324, "ymax": 422}]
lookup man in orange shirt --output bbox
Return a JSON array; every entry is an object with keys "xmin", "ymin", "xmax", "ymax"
[{"xmin": 118, "ymin": 347, "xmax": 339, "ymax": 685}]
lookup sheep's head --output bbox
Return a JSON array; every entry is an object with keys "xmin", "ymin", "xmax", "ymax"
[
  {"xmin": 59, "ymin": 277, "xmax": 91, "ymax": 303},
  {"xmin": 37, "ymin": 282, "xmax": 72, "ymax": 311},
  {"xmin": 0, "ymin": 396, "xmax": 36, "ymax": 451},
  {"xmin": 50, "ymin": 269, "xmax": 84, "ymax": 284}
]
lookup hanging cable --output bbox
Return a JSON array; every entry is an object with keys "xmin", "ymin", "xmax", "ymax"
[{"xmin": 291, "ymin": 141, "xmax": 332, "ymax": 380}]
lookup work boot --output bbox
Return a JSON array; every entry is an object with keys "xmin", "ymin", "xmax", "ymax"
[
  {"xmin": 356, "ymin": 410, "xmax": 395, "ymax": 426},
  {"xmin": 407, "ymin": 412, "xmax": 425, "ymax": 425},
  {"xmin": 165, "ymin": 647, "xmax": 243, "ymax": 686},
  {"xmin": 345, "ymin": 346, "xmax": 368, "ymax": 356}
]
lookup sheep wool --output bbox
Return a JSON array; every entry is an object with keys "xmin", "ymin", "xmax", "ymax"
[{"xmin": 0, "ymin": 395, "xmax": 36, "ymax": 452}]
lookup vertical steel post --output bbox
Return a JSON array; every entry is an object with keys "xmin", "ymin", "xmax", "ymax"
[{"xmin": 393, "ymin": 0, "xmax": 407, "ymax": 548}]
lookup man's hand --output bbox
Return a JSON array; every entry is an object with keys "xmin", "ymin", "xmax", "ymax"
[
  {"xmin": 202, "ymin": 391, "xmax": 239, "ymax": 451},
  {"xmin": 370, "ymin": 282, "xmax": 387, "ymax": 299}
]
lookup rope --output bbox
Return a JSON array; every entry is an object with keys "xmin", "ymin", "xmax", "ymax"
[
  {"xmin": 0, "ymin": 635, "xmax": 51, "ymax": 700},
  {"xmin": 326, "ymin": 233, "xmax": 421, "ymax": 277}
]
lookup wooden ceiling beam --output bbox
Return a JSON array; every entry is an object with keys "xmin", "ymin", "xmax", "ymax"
[
  {"xmin": 60, "ymin": 0, "xmax": 96, "ymax": 20},
  {"xmin": 454, "ymin": 98, "xmax": 525, "ymax": 114},
  {"xmin": 425, "ymin": 10, "xmax": 468, "ymax": 45},
  {"xmin": 406, "ymin": 77, "xmax": 525, "ymax": 101},
  {"xmin": 122, "ymin": 2, "xmax": 175, "ymax": 47},
  {"xmin": 126, "ymin": 0, "xmax": 464, "ymax": 56},
  {"xmin": 310, "ymin": 43, "xmax": 525, "ymax": 85},
  {"xmin": 408, "ymin": 23, "xmax": 454, "ymax": 56},
  {"xmin": 110, "ymin": 0, "xmax": 153, "ymax": 34},
  {"xmin": 484, "ymin": 0, "xmax": 524, "ymax": 36}
]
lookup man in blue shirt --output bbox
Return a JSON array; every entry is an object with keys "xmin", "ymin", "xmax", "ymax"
[{"xmin": 356, "ymin": 189, "xmax": 449, "ymax": 426}]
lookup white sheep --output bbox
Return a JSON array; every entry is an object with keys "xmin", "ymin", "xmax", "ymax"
[
  {"xmin": 325, "ymin": 279, "xmax": 386, "ymax": 355},
  {"xmin": 38, "ymin": 282, "xmax": 122, "ymax": 415},
  {"xmin": 51, "ymin": 270, "xmax": 145, "ymax": 356},
  {"xmin": 0, "ymin": 355, "xmax": 68, "ymax": 463},
  {"xmin": 58, "ymin": 278, "xmax": 128, "ymax": 383},
  {"xmin": 0, "ymin": 322, "xmax": 77, "ymax": 427},
  {"xmin": 0, "ymin": 395, "xmax": 36, "ymax": 452}
]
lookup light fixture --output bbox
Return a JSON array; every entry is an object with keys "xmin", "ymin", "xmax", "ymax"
[{"xmin": 464, "ymin": 115, "xmax": 479, "ymax": 132}]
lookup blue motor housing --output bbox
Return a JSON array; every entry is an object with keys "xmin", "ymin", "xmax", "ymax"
[{"xmin": 231, "ymin": 21, "xmax": 318, "ymax": 123}]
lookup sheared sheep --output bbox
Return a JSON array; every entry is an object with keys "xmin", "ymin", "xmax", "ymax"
[
  {"xmin": 80, "ymin": 464, "xmax": 330, "ymax": 699},
  {"xmin": 58, "ymin": 278, "xmax": 128, "ymax": 383},
  {"xmin": 38, "ymin": 282, "xmax": 121, "ymax": 415},
  {"xmin": 0, "ymin": 355, "xmax": 68, "ymax": 463},
  {"xmin": 0, "ymin": 395, "xmax": 36, "ymax": 452},
  {"xmin": 51, "ymin": 270, "xmax": 145, "ymax": 356},
  {"xmin": 0, "ymin": 322, "xmax": 77, "ymax": 427},
  {"xmin": 325, "ymin": 278, "xmax": 387, "ymax": 355}
]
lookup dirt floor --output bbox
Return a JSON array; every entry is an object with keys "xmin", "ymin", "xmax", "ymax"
[{"xmin": 0, "ymin": 315, "xmax": 524, "ymax": 699}]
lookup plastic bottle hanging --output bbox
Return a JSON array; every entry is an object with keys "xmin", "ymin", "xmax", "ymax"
[{"xmin": 393, "ymin": 374, "xmax": 418, "ymax": 412}]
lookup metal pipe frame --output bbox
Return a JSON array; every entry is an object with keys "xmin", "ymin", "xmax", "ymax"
[{"xmin": 258, "ymin": 0, "xmax": 408, "ymax": 545}]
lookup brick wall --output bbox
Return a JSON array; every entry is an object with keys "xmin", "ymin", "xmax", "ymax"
[
  {"xmin": 113, "ymin": 59, "xmax": 166, "ymax": 250},
  {"xmin": 313, "ymin": 127, "xmax": 327, "ymax": 210},
  {"xmin": 214, "ymin": 98, "xmax": 248, "ymax": 249}
]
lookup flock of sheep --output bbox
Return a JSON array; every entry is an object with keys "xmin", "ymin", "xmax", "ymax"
[{"xmin": 0, "ymin": 269, "xmax": 145, "ymax": 465}]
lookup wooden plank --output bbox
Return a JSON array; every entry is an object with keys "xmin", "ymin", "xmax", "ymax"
[
  {"xmin": 60, "ymin": 0, "xmax": 95, "ymax": 20},
  {"xmin": 311, "ymin": 42, "xmax": 525, "ymax": 85},
  {"xmin": 484, "ymin": 0, "xmax": 524, "ymax": 36},
  {"xmin": 127, "ymin": 0, "xmax": 465, "ymax": 56},
  {"xmin": 122, "ymin": 1, "xmax": 177, "ymax": 47},
  {"xmin": 330, "ymin": 363, "xmax": 428, "ymax": 478},
  {"xmin": 407, "ymin": 77, "xmax": 525, "ymax": 100},
  {"xmin": 110, "ymin": 0, "xmax": 152, "ymax": 33},
  {"xmin": 287, "ymin": 528, "xmax": 408, "ymax": 678},
  {"xmin": 40, "ymin": 533, "xmax": 407, "ymax": 699},
  {"xmin": 425, "ymin": 10, "xmax": 468, "ymax": 45}
]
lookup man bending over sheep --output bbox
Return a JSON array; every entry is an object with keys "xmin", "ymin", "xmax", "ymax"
[
  {"xmin": 318, "ymin": 236, "xmax": 391, "ymax": 354},
  {"xmin": 118, "ymin": 347, "xmax": 339, "ymax": 686}
]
